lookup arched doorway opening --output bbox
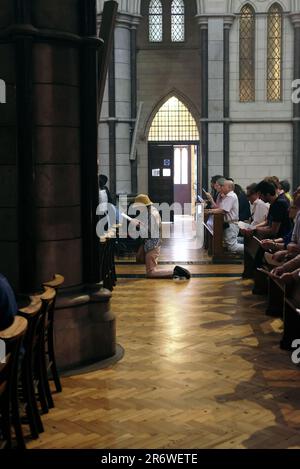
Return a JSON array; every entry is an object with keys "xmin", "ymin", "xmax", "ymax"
[{"xmin": 148, "ymin": 96, "xmax": 200, "ymax": 217}]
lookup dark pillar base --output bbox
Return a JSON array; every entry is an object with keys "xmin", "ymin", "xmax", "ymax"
[{"xmin": 54, "ymin": 284, "xmax": 116, "ymax": 371}]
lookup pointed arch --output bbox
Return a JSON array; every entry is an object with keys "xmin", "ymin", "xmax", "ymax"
[
  {"xmin": 267, "ymin": 2, "xmax": 283, "ymax": 101},
  {"xmin": 171, "ymin": 0, "xmax": 185, "ymax": 42},
  {"xmin": 239, "ymin": 3, "xmax": 256, "ymax": 102},
  {"xmin": 147, "ymin": 93, "xmax": 200, "ymax": 142},
  {"xmin": 149, "ymin": 0, "xmax": 163, "ymax": 42}
]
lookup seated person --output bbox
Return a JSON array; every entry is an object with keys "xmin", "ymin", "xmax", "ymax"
[
  {"xmin": 234, "ymin": 183, "xmax": 251, "ymax": 222},
  {"xmin": 271, "ymin": 253, "xmax": 300, "ymax": 284},
  {"xmin": 244, "ymin": 180, "xmax": 291, "ymax": 240},
  {"xmin": 280, "ymin": 180, "xmax": 293, "ymax": 204},
  {"xmin": 206, "ymin": 180, "xmax": 244, "ymax": 254},
  {"xmin": 246, "ymin": 183, "xmax": 269, "ymax": 227},
  {"xmin": 0, "ymin": 273, "xmax": 18, "ymax": 331},
  {"xmin": 261, "ymin": 188, "xmax": 300, "ymax": 265},
  {"xmin": 131, "ymin": 194, "xmax": 191, "ymax": 280}
]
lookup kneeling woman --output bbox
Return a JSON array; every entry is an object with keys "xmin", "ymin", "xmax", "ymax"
[{"xmin": 132, "ymin": 194, "xmax": 190, "ymax": 280}]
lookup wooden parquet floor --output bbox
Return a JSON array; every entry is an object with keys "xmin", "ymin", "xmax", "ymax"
[{"xmin": 27, "ymin": 271, "xmax": 300, "ymax": 449}]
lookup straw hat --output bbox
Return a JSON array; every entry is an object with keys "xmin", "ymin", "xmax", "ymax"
[{"xmin": 133, "ymin": 194, "xmax": 153, "ymax": 207}]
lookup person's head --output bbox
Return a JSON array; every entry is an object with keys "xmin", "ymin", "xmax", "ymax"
[
  {"xmin": 133, "ymin": 194, "xmax": 153, "ymax": 208},
  {"xmin": 99, "ymin": 174, "xmax": 108, "ymax": 189},
  {"xmin": 234, "ymin": 183, "xmax": 244, "ymax": 197},
  {"xmin": 211, "ymin": 175, "xmax": 224, "ymax": 190},
  {"xmin": 221, "ymin": 180, "xmax": 235, "ymax": 195},
  {"xmin": 246, "ymin": 183, "xmax": 259, "ymax": 204},
  {"xmin": 264, "ymin": 176, "xmax": 280, "ymax": 194},
  {"xmin": 215, "ymin": 177, "xmax": 226, "ymax": 193},
  {"xmin": 256, "ymin": 180, "xmax": 277, "ymax": 203},
  {"xmin": 279, "ymin": 180, "xmax": 291, "ymax": 194}
]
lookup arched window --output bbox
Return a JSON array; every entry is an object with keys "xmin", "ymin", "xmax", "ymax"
[
  {"xmin": 267, "ymin": 3, "xmax": 283, "ymax": 102},
  {"xmin": 171, "ymin": 0, "xmax": 185, "ymax": 42},
  {"xmin": 149, "ymin": 0, "xmax": 163, "ymax": 42},
  {"xmin": 239, "ymin": 4, "xmax": 256, "ymax": 102},
  {"xmin": 148, "ymin": 96, "xmax": 199, "ymax": 141}
]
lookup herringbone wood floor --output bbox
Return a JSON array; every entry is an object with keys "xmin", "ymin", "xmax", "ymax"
[{"xmin": 27, "ymin": 269, "xmax": 300, "ymax": 449}]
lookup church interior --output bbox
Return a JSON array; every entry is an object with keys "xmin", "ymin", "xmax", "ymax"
[{"xmin": 1, "ymin": 0, "xmax": 300, "ymax": 452}]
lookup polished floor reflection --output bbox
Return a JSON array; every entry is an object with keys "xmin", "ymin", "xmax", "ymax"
[{"xmin": 27, "ymin": 271, "xmax": 300, "ymax": 449}]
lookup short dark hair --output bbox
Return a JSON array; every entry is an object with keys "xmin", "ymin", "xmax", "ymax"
[
  {"xmin": 256, "ymin": 180, "xmax": 277, "ymax": 197},
  {"xmin": 264, "ymin": 176, "xmax": 280, "ymax": 189},
  {"xmin": 246, "ymin": 183, "xmax": 258, "ymax": 195},
  {"xmin": 280, "ymin": 180, "xmax": 290, "ymax": 193},
  {"xmin": 99, "ymin": 174, "xmax": 108, "ymax": 187},
  {"xmin": 211, "ymin": 175, "xmax": 224, "ymax": 184}
]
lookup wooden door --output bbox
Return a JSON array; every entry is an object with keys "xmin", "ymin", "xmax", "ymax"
[{"xmin": 148, "ymin": 144, "xmax": 174, "ymax": 207}]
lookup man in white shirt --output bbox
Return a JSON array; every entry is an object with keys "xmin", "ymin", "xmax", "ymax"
[
  {"xmin": 207, "ymin": 180, "xmax": 244, "ymax": 254},
  {"xmin": 246, "ymin": 183, "xmax": 269, "ymax": 227}
]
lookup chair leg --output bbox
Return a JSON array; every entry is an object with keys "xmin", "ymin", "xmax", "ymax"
[
  {"xmin": 48, "ymin": 334, "xmax": 62, "ymax": 393},
  {"xmin": 0, "ymin": 397, "xmax": 12, "ymax": 449},
  {"xmin": 11, "ymin": 389, "xmax": 26, "ymax": 449},
  {"xmin": 22, "ymin": 367, "xmax": 43, "ymax": 438}
]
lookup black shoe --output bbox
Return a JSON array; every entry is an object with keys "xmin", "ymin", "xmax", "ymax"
[{"xmin": 173, "ymin": 266, "xmax": 191, "ymax": 279}]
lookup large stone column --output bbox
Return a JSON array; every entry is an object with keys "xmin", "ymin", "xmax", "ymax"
[
  {"xmin": 98, "ymin": 6, "xmax": 141, "ymax": 196},
  {"xmin": 198, "ymin": 17, "xmax": 209, "ymax": 191},
  {"xmin": 291, "ymin": 13, "xmax": 300, "ymax": 189},
  {"xmin": 223, "ymin": 16, "xmax": 234, "ymax": 179},
  {"xmin": 0, "ymin": 0, "xmax": 116, "ymax": 371}
]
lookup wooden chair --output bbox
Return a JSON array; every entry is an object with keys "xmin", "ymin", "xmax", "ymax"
[
  {"xmin": 41, "ymin": 275, "xmax": 65, "ymax": 403},
  {"xmin": 0, "ymin": 316, "xmax": 28, "ymax": 449},
  {"xmin": 18, "ymin": 294, "xmax": 47, "ymax": 438}
]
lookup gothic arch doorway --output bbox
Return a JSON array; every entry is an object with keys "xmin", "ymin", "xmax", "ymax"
[{"xmin": 147, "ymin": 96, "xmax": 201, "ymax": 216}]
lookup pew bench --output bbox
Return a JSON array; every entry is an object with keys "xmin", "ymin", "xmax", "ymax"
[
  {"xmin": 262, "ymin": 270, "xmax": 300, "ymax": 351},
  {"xmin": 204, "ymin": 210, "xmax": 243, "ymax": 264}
]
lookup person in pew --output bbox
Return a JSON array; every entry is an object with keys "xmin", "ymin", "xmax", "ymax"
[
  {"xmin": 271, "ymin": 253, "xmax": 300, "ymax": 284},
  {"xmin": 280, "ymin": 180, "xmax": 293, "ymax": 204},
  {"xmin": 261, "ymin": 190, "xmax": 300, "ymax": 266},
  {"xmin": 210, "ymin": 175, "xmax": 224, "ymax": 203},
  {"xmin": 243, "ymin": 180, "xmax": 291, "ymax": 239},
  {"xmin": 0, "ymin": 273, "xmax": 18, "ymax": 331},
  {"xmin": 206, "ymin": 180, "xmax": 244, "ymax": 254},
  {"xmin": 246, "ymin": 183, "xmax": 269, "ymax": 227},
  {"xmin": 131, "ymin": 194, "xmax": 191, "ymax": 280}
]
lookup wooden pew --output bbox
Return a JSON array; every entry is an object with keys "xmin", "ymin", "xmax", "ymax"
[
  {"xmin": 280, "ymin": 281, "xmax": 300, "ymax": 351},
  {"xmin": 261, "ymin": 270, "xmax": 300, "ymax": 350},
  {"xmin": 203, "ymin": 210, "xmax": 225, "ymax": 262}
]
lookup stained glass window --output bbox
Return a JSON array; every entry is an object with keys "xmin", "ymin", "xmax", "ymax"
[
  {"xmin": 171, "ymin": 0, "xmax": 185, "ymax": 42},
  {"xmin": 148, "ymin": 97, "xmax": 199, "ymax": 141},
  {"xmin": 149, "ymin": 0, "xmax": 163, "ymax": 42},
  {"xmin": 267, "ymin": 3, "xmax": 283, "ymax": 102},
  {"xmin": 239, "ymin": 4, "xmax": 256, "ymax": 102}
]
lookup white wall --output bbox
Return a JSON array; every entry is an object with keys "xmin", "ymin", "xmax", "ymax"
[{"xmin": 230, "ymin": 123, "xmax": 293, "ymax": 188}]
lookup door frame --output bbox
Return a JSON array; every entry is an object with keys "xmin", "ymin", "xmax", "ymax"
[{"xmin": 148, "ymin": 140, "xmax": 201, "ymax": 199}]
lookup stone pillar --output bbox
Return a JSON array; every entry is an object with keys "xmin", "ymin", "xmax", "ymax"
[
  {"xmin": 223, "ymin": 16, "xmax": 234, "ymax": 179},
  {"xmin": 98, "ymin": 11, "xmax": 141, "ymax": 197},
  {"xmin": 207, "ymin": 17, "xmax": 224, "ymax": 183},
  {"xmin": 130, "ymin": 23, "xmax": 138, "ymax": 195},
  {"xmin": 0, "ymin": 0, "xmax": 116, "ymax": 371},
  {"xmin": 291, "ymin": 13, "xmax": 300, "ymax": 190},
  {"xmin": 198, "ymin": 17, "xmax": 209, "ymax": 191}
]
